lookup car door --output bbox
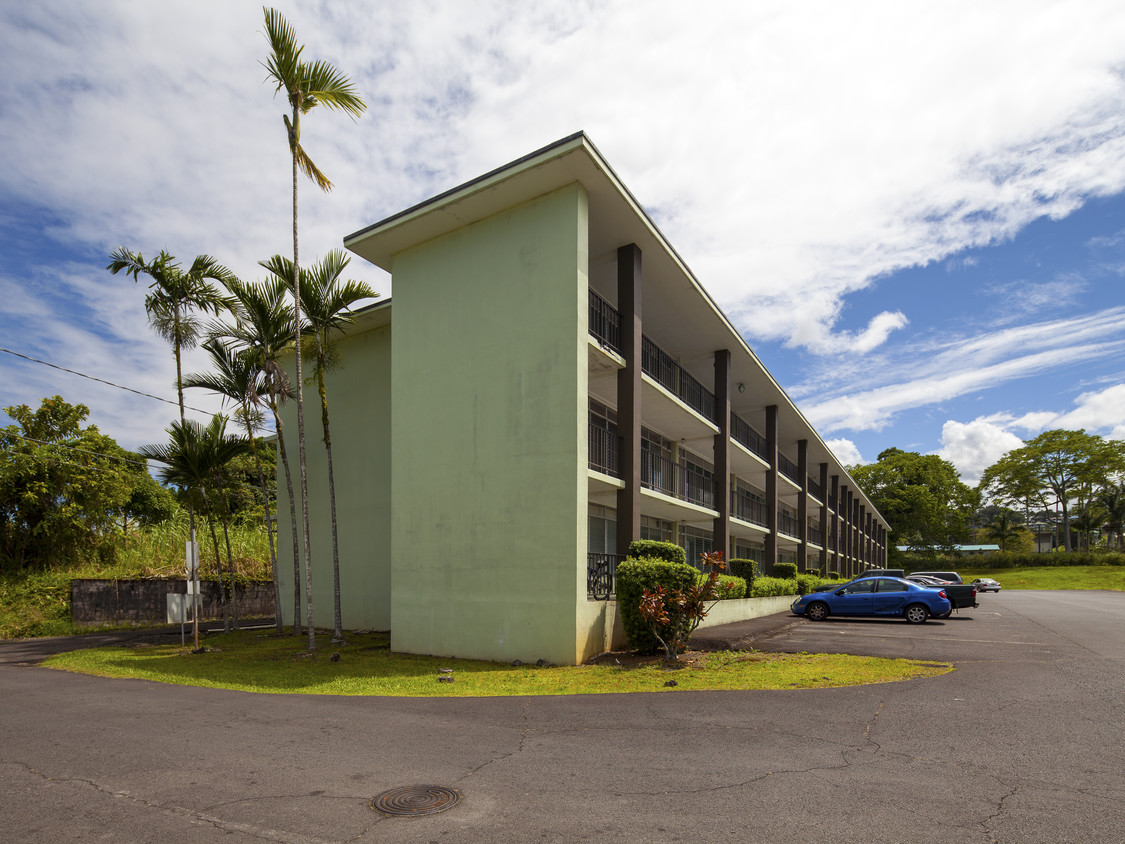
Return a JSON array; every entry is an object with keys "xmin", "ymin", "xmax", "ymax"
[
  {"xmin": 830, "ymin": 578, "xmax": 875, "ymax": 616},
  {"xmin": 873, "ymin": 578, "xmax": 910, "ymax": 615}
]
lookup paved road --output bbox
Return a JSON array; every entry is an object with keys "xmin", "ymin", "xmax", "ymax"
[{"xmin": 1, "ymin": 591, "xmax": 1122, "ymax": 843}]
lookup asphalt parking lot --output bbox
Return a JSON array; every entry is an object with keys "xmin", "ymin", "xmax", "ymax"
[{"xmin": 1, "ymin": 590, "xmax": 1122, "ymax": 843}]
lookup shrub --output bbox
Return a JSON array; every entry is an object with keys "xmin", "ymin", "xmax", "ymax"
[
  {"xmin": 729, "ymin": 558, "xmax": 758, "ymax": 588},
  {"xmin": 803, "ymin": 568, "xmax": 820, "ymax": 577},
  {"xmin": 616, "ymin": 556, "xmax": 697, "ymax": 652},
  {"xmin": 626, "ymin": 540, "xmax": 686, "ymax": 565},
  {"xmin": 774, "ymin": 562, "xmax": 798, "ymax": 579},
  {"xmin": 698, "ymin": 573, "xmax": 746, "ymax": 600},
  {"xmin": 750, "ymin": 576, "xmax": 798, "ymax": 598},
  {"xmin": 827, "ymin": 570, "xmax": 840, "ymax": 579},
  {"xmin": 796, "ymin": 574, "xmax": 819, "ymax": 595}
]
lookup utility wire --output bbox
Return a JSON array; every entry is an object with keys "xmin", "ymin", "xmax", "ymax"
[{"xmin": 0, "ymin": 346, "xmax": 211, "ymax": 414}]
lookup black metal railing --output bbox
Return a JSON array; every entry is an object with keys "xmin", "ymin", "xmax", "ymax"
[
  {"xmin": 732, "ymin": 486, "xmax": 768, "ymax": 527},
  {"xmin": 808, "ymin": 524, "xmax": 824, "ymax": 546},
  {"xmin": 731, "ymin": 412, "xmax": 770, "ymax": 461},
  {"xmin": 641, "ymin": 336, "xmax": 716, "ymax": 422},
  {"xmin": 641, "ymin": 451, "xmax": 715, "ymax": 509},
  {"xmin": 587, "ymin": 553, "xmax": 624, "ymax": 600},
  {"xmin": 778, "ymin": 510, "xmax": 800, "ymax": 538},
  {"xmin": 588, "ymin": 422, "xmax": 620, "ymax": 477},
  {"xmin": 808, "ymin": 477, "xmax": 824, "ymax": 501},
  {"xmin": 778, "ymin": 453, "xmax": 801, "ymax": 485},
  {"xmin": 588, "ymin": 290, "xmax": 622, "ymax": 354}
]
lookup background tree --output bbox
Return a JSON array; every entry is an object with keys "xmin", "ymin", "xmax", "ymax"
[
  {"xmin": 262, "ymin": 6, "xmax": 366, "ymax": 651},
  {"xmin": 979, "ymin": 430, "xmax": 1125, "ymax": 552},
  {"xmin": 983, "ymin": 510, "xmax": 1023, "ymax": 552},
  {"xmin": 263, "ymin": 250, "xmax": 375, "ymax": 643},
  {"xmin": 850, "ymin": 448, "xmax": 978, "ymax": 559},
  {"xmin": 1099, "ymin": 481, "xmax": 1125, "ymax": 551},
  {"xmin": 1, "ymin": 397, "xmax": 149, "ymax": 570}
]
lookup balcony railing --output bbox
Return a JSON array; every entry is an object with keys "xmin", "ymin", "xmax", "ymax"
[
  {"xmin": 587, "ymin": 553, "xmax": 624, "ymax": 600},
  {"xmin": 588, "ymin": 422, "xmax": 620, "ymax": 477},
  {"xmin": 778, "ymin": 453, "xmax": 801, "ymax": 485},
  {"xmin": 731, "ymin": 412, "xmax": 770, "ymax": 461},
  {"xmin": 808, "ymin": 477, "xmax": 824, "ymax": 501},
  {"xmin": 641, "ymin": 451, "xmax": 715, "ymax": 509},
  {"xmin": 778, "ymin": 510, "xmax": 800, "ymax": 538},
  {"xmin": 732, "ymin": 486, "xmax": 767, "ymax": 527},
  {"xmin": 641, "ymin": 336, "xmax": 716, "ymax": 422},
  {"xmin": 589, "ymin": 290, "xmax": 622, "ymax": 354},
  {"xmin": 808, "ymin": 524, "xmax": 825, "ymax": 546}
]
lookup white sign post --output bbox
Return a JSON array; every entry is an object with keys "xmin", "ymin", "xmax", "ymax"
[{"xmin": 186, "ymin": 540, "xmax": 200, "ymax": 649}]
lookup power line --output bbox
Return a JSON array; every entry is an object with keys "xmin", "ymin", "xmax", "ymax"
[{"xmin": 0, "ymin": 346, "xmax": 211, "ymax": 414}]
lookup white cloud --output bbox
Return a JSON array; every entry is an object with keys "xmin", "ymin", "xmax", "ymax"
[
  {"xmin": 825, "ymin": 438, "xmax": 865, "ymax": 468},
  {"xmin": 936, "ymin": 420, "xmax": 1024, "ymax": 485}
]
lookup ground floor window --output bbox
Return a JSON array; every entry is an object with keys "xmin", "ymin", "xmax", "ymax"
[
  {"xmin": 640, "ymin": 515, "xmax": 674, "ymax": 543},
  {"xmin": 734, "ymin": 540, "xmax": 765, "ymax": 563},
  {"xmin": 588, "ymin": 504, "xmax": 617, "ymax": 554},
  {"xmin": 680, "ymin": 525, "xmax": 713, "ymax": 566}
]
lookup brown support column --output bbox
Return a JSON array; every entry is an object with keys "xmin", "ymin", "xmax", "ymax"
[
  {"xmin": 854, "ymin": 501, "xmax": 863, "ymax": 571},
  {"xmin": 841, "ymin": 486, "xmax": 852, "ymax": 577},
  {"xmin": 818, "ymin": 462, "xmax": 829, "ymax": 573},
  {"xmin": 764, "ymin": 405, "xmax": 779, "ymax": 572},
  {"xmin": 830, "ymin": 474, "xmax": 840, "ymax": 575},
  {"xmin": 865, "ymin": 512, "xmax": 873, "ymax": 566},
  {"xmin": 615, "ymin": 244, "xmax": 642, "ymax": 559},
  {"xmin": 797, "ymin": 439, "xmax": 808, "ymax": 571},
  {"xmin": 713, "ymin": 349, "xmax": 731, "ymax": 561},
  {"xmin": 880, "ymin": 525, "xmax": 887, "ymax": 566}
]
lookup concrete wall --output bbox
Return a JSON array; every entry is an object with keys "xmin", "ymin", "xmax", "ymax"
[
  {"xmin": 276, "ymin": 319, "xmax": 393, "ymax": 632},
  {"xmin": 70, "ymin": 579, "xmax": 276, "ymax": 627},
  {"xmin": 389, "ymin": 183, "xmax": 589, "ymax": 664}
]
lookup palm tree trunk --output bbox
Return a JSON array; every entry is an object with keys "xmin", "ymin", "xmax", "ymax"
[
  {"xmin": 205, "ymin": 506, "xmax": 229, "ymax": 633},
  {"xmin": 243, "ymin": 401, "xmax": 281, "ymax": 635},
  {"xmin": 272, "ymin": 401, "xmax": 302, "ymax": 636},
  {"xmin": 215, "ymin": 475, "xmax": 239, "ymax": 631},
  {"xmin": 290, "ymin": 107, "xmax": 316, "ymax": 651},
  {"xmin": 174, "ymin": 336, "xmax": 200, "ymax": 649},
  {"xmin": 314, "ymin": 354, "xmax": 344, "ymax": 643}
]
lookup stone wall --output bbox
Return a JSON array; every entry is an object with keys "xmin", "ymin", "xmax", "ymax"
[{"xmin": 70, "ymin": 579, "xmax": 276, "ymax": 627}]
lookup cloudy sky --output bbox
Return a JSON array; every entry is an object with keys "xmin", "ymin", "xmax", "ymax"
[{"xmin": 2, "ymin": 0, "xmax": 1124, "ymax": 485}]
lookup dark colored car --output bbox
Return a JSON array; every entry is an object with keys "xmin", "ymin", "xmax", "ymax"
[{"xmin": 791, "ymin": 577, "xmax": 952, "ymax": 624}]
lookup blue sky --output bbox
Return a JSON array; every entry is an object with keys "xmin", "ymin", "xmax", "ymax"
[{"xmin": 2, "ymin": 0, "xmax": 1124, "ymax": 485}]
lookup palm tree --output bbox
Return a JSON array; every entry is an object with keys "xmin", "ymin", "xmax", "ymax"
[
  {"xmin": 109, "ymin": 249, "xmax": 235, "ymax": 640},
  {"xmin": 262, "ymin": 7, "xmax": 366, "ymax": 651},
  {"xmin": 183, "ymin": 338, "xmax": 278, "ymax": 632},
  {"xmin": 220, "ymin": 277, "xmax": 300, "ymax": 635},
  {"xmin": 1098, "ymin": 481, "xmax": 1125, "ymax": 551},
  {"xmin": 263, "ymin": 251, "xmax": 375, "ymax": 643},
  {"xmin": 985, "ymin": 511, "xmax": 1023, "ymax": 552},
  {"xmin": 140, "ymin": 415, "xmax": 250, "ymax": 635}
]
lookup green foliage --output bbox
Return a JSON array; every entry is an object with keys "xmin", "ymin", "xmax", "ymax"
[
  {"xmin": 774, "ymin": 562, "xmax": 798, "ymax": 579},
  {"xmin": 697, "ymin": 573, "xmax": 746, "ymax": 599},
  {"xmin": 796, "ymin": 574, "xmax": 820, "ymax": 595},
  {"xmin": 851, "ymin": 447, "xmax": 978, "ymax": 555},
  {"xmin": 750, "ymin": 576, "xmax": 798, "ymax": 597},
  {"xmin": 616, "ymin": 556, "xmax": 698, "ymax": 652},
  {"xmin": 729, "ymin": 558, "xmax": 758, "ymax": 588},
  {"xmin": 1, "ymin": 397, "xmax": 162, "ymax": 571},
  {"xmin": 954, "ymin": 550, "xmax": 1125, "ymax": 570},
  {"xmin": 627, "ymin": 540, "xmax": 686, "ymax": 565},
  {"xmin": 803, "ymin": 568, "xmax": 820, "ymax": 577},
  {"xmin": 827, "ymin": 569, "xmax": 840, "ymax": 578}
]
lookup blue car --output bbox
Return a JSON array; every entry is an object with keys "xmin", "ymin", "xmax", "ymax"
[{"xmin": 791, "ymin": 576, "xmax": 951, "ymax": 625}]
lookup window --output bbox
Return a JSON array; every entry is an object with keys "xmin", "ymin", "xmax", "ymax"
[
  {"xmin": 588, "ymin": 504, "xmax": 617, "ymax": 554},
  {"xmin": 876, "ymin": 579, "xmax": 907, "ymax": 592},
  {"xmin": 640, "ymin": 515, "xmax": 673, "ymax": 543},
  {"xmin": 680, "ymin": 525, "xmax": 713, "ymax": 566},
  {"xmin": 841, "ymin": 579, "xmax": 876, "ymax": 595}
]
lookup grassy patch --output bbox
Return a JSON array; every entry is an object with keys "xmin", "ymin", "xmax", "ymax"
[
  {"xmin": 957, "ymin": 565, "xmax": 1125, "ymax": 591},
  {"xmin": 43, "ymin": 630, "xmax": 951, "ymax": 696}
]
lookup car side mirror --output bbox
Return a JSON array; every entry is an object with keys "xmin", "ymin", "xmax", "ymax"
[{"xmin": 834, "ymin": 590, "xmax": 846, "ymax": 596}]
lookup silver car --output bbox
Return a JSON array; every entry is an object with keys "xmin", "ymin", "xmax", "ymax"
[{"xmin": 972, "ymin": 577, "xmax": 1001, "ymax": 592}]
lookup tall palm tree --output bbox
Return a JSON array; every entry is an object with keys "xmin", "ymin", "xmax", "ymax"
[
  {"xmin": 262, "ymin": 7, "xmax": 366, "ymax": 651},
  {"xmin": 183, "ymin": 338, "xmax": 278, "ymax": 632},
  {"xmin": 220, "ymin": 277, "xmax": 300, "ymax": 635},
  {"xmin": 140, "ymin": 415, "xmax": 250, "ymax": 635},
  {"xmin": 263, "ymin": 250, "xmax": 375, "ymax": 643},
  {"xmin": 985, "ymin": 511, "xmax": 1022, "ymax": 552},
  {"xmin": 109, "ymin": 249, "xmax": 235, "ymax": 641},
  {"xmin": 1098, "ymin": 481, "xmax": 1125, "ymax": 551}
]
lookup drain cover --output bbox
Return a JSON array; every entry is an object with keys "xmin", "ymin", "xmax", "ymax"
[{"xmin": 370, "ymin": 785, "xmax": 462, "ymax": 816}]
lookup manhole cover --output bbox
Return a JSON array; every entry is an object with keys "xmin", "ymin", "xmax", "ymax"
[{"xmin": 370, "ymin": 785, "xmax": 462, "ymax": 816}]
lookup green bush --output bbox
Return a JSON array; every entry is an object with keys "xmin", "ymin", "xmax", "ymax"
[
  {"xmin": 626, "ymin": 540, "xmax": 686, "ymax": 565},
  {"xmin": 900, "ymin": 551, "xmax": 1125, "ymax": 570},
  {"xmin": 803, "ymin": 568, "xmax": 820, "ymax": 577},
  {"xmin": 616, "ymin": 556, "xmax": 698, "ymax": 652},
  {"xmin": 750, "ymin": 576, "xmax": 798, "ymax": 598},
  {"xmin": 827, "ymin": 570, "xmax": 840, "ymax": 579},
  {"xmin": 774, "ymin": 562, "xmax": 798, "ymax": 579},
  {"xmin": 697, "ymin": 573, "xmax": 747, "ymax": 600},
  {"xmin": 796, "ymin": 574, "xmax": 820, "ymax": 595},
  {"xmin": 729, "ymin": 558, "xmax": 758, "ymax": 588}
]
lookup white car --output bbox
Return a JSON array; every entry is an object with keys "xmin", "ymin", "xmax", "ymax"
[{"xmin": 972, "ymin": 578, "xmax": 1001, "ymax": 593}]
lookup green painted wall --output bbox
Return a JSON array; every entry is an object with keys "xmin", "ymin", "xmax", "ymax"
[
  {"xmin": 275, "ymin": 319, "xmax": 393, "ymax": 632},
  {"xmin": 390, "ymin": 183, "xmax": 589, "ymax": 664}
]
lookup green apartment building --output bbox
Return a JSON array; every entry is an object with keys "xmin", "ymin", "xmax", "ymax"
[{"xmin": 277, "ymin": 132, "xmax": 889, "ymax": 665}]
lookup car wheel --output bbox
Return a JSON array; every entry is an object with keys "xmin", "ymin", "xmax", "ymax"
[
  {"xmin": 904, "ymin": 604, "xmax": 929, "ymax": 624},
  {"xmin": 806, "ymin": 602, "xmax": 829, "ymax": 622}
]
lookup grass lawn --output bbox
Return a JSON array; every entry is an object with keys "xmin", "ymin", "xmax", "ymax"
[
  {"xmin": 43, "ymin": 630, "xmax": 952, "ymax": 697},
  {"xmin": 956, "ymin": 565, "xmax": 1125, "ymax": 591}
]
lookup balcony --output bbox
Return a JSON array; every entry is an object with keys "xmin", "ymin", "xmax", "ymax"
[
  {"xmin": 641, "ymin": 451, "xmax": 715, "ymax": 510},
  {"xmin": 808, "ymin": 523, "xmax": 825, "ymax": 546},
  {"xmin": 778, "ymin": 510, "xmax": 800, "ymax": 538},
  {"xmin": 587, "ymin": 552, "xmax": 624, "ymax": 600},
  {"xmin": 731, "ymin": 412, "xmax": 769, "ymax": 462},
  {"xmin": 778, "ymin": 453, "xmax": 801, "ymax": 486},
  {"xmin": 589, "ymin": 289, "xmax": 622, "ymax": 354},
  {"xmin": 588, "ymin": 421, "xmax": 620, "ymax": 477},
  {"xmin": 732, "ymin": 485, "xmax": 767, "ymax": 528},
  {"xmin": 641, "ymin": 337, "xmax": 717, "ymax": 423}
]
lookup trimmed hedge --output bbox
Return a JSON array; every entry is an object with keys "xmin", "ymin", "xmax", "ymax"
[
  {"xmin": 795, "ymin": 574, "xmax": 819, "ymax": 595},
  {"xmin": 697, "ymin": 573, "xmax": 747, "ymax": 600},
  {"xmin": 774, "ymin": 562, "xmax": 798, "ymax": 579},
  {"xmin": 750, "ymin": 576, "xmax": 798, "ymax": 598},
  {"xmin": 729, "ymin": 558, "xmax": 758, "ymax": 588},
  {"xmin": 627, "ymin": 540, "xmax": 686, "ymax": 565},
  {"xmin": 803, "ymin": 568, "xmax": 820, "ymax": 577},
  {"xmin": 616, "ymin": 556, "xmax": 698, "ymax": 652},
  {"xmin": 901, "ymin": 551, "xmax": 1125, "ymax": 570}
]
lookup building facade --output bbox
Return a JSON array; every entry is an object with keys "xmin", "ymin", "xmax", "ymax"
[{"xmin": 277, "ymin": 133, "xmax": 888, "ymax": 665}]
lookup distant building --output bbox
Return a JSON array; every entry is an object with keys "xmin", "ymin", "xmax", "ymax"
[{"xmin": 278, "ymin": 133, "xmax": 889, "ymax": 664}]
